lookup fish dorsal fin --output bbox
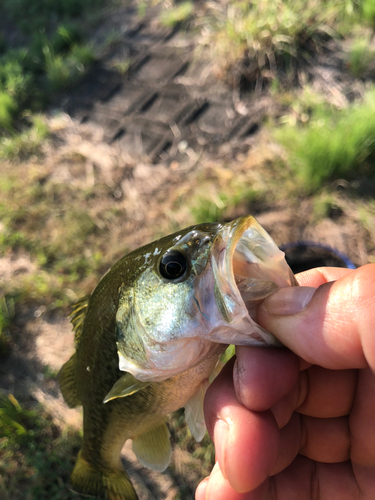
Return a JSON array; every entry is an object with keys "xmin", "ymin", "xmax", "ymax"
[
  {"xmin": 184, "ymin": 379, "xmax": 210, "ymax": 442},
  {"xmin": 59, "ymin": 353, "xmax": 81, "ymax": 408},
  {"xmin": 69, "ymin": 296, "xmax": 90, "ymax": 347},
  {"xmin": 132, "ymin": 422, "xmax": 172, "ymax": 472},
  {"xmin": 103, "ymin": 373, "xmax": 150, "ymax": 403}
]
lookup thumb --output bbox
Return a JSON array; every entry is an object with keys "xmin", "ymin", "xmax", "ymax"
[{"xmin": 258, "ymin": 264, "xmax": 375, "ymax": 371}]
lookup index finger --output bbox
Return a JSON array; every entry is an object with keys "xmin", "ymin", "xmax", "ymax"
[
  {"xmin": 259, "ymin": 264, "xmax": 375, "ymax": 370},
  {"xmin": 295, "ymin": 267, "xmax": 354, "ymax": 287}
]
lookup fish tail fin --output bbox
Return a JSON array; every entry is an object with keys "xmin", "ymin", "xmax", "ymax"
[
  {"xmin": 58, "ymin": 354, "xmax": 81, "ymax": 408},
  {"xmin": 71, "ymin": 450, "xmax": 138, "ymax": 500}
]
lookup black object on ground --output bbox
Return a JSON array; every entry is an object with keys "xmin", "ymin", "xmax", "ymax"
[{"xmin": 280, "ymin": 241, "xmax": 356, "ymax": 274}]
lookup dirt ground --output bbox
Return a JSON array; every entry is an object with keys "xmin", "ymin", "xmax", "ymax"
[
  {"xmin": 1, "ymin": 117, "xmax": 373, "ymax": 499},
  {"xmin": 1, "ymin": 2, "xmax": 375, "ymax": 499}
]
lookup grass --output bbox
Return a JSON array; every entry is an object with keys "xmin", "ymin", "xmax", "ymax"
[
  {"xmin": 0, "ymin": 395, "xmax": 82, "ymax": 500},
  {"xmin": 362, "ymin": 0, "xmax": 375, "ymax": 26},
  {"xmin": 273, "ymin": 87, "xmax": 375, "ymax": 193},
  {"xmin": 0, "ymin": 162, "xmax": 114, "ymax": 308},
  {"xmin": 110, "ymin": 59, "xmax": 131, "ymax": 75},
  {"xmin": 1, "ymin": 0, "xmax": 375, "ymax": 498},
  {"xmin": 0, "ymin": 94, "xmax": 18, "ymax": 130},
  {"xmin": 168, "ymin": 408, "xmax": 215, "ymax": 477},
  {"xmin": 191, "ymin": 187, "xmax": 262, "ymax": 224},
  {"xmin": 0, "ymin": 151, "xmax": 126, "ymax": 493},
  {"xmin": 44, "ymin": 43, "xmax": 95, "ymax": 93},
  {"xmin": 313, "ymin": 193, "xmax": 338, "ymax": 219},
  {"xmin": 204, "ymin": 0, "xmax": 372, "ymax": 86},
  {"xmin": 1, "ymin": 0, "xmax": 105, "ymax": 34},
  {"xmin": 348, "ymin": 37, "xmax": 375, "ymax": 77},
  {"xmin": 0, "ymin": 297, "xmax": 13, "ymax": 358},
  {"xmin": 159, "ymin": 1, "xmax": 194, "ymax": 28},
  {"xmin": 191, "ymin": 192, "xmax": 229, "ymax": 224},
  {"xmin": 0, "ymin": 0, "xmax": 104, "ymax": 137},
  {"xmin": 0, "ymin": 115, "xmax": 49, "ymax": 160},
  {"xmin": 358, "ymin": 200, "xmax": 375, "ymax": 249}
]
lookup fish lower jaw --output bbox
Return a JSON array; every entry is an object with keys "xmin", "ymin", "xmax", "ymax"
[{"xmin": 208, "ymin": 318, "xmax": 282, "ymax": 346}]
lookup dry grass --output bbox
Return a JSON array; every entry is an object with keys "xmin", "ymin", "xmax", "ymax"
[{"xmin": 2, "ymin": 1, "xmax": 375, "ymax": 499}]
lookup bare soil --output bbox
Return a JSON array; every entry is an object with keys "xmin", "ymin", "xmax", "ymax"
[
  {"xmin": 1, "ymin": 2, "xmax": 375, "ymax": 499},
  {"xmin": 2, "ymin": 119, "xmax": 373, "ymax": 499}
]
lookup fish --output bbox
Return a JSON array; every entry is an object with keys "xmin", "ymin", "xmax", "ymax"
[{"xmin": 59, "ymin": 215, "xmax": 297, "ymax": 500}]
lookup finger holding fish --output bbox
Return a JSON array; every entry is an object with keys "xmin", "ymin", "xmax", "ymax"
[{"xmin": 199, "ymin": 264, "xmax": 375, "ymax": 500}]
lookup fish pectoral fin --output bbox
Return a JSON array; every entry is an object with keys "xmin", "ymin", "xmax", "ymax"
[
  {"xmin": 184, "ymin": 379, "xmax": 210, "ymax": 442},
  {"xmin": 59, "ymin": 353, "xmax": 81, "ymax": 408},
  {"xmin": 132, "ymin": 421, "xmax": 172, "ymax": 472},
  {"xmin": 71, "ymin": 450, "xmax": 137, "ymax": 500},
  {"xmin": 103, "ymin": 373, "xmax": 150, "ymax": 403}
]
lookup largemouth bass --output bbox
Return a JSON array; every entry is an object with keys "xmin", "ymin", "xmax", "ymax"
[{"xmin": 59, "ymin": 215, "xmax": 297, "ymax": 500}]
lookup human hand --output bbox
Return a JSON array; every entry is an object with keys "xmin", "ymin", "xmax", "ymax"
[{"xmin": 196, "ymin": 264, "xmax": 375, "ymax": 500}]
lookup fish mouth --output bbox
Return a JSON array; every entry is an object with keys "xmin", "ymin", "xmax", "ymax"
[{"xmin": 210, "ymin": 215, "xmax": 297, "ymax": 346}]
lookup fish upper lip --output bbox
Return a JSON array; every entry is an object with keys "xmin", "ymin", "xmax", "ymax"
[
  {"xmin": 210, "ymin": 217, "xmax": 253, "ymax": 324},
  {"xmin": 210, "ymin": 215, "xmax": 295, "ymax": 324}
]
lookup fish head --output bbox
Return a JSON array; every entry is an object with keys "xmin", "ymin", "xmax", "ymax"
[{"xmin": 116, "ymin": 215, "xmax": 296, "ymax": 382}]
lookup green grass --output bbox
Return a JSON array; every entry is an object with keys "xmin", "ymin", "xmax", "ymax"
[
  {"xmin": 0, "ymin": 33, "xmax": 95, "ymax": 127},
  {"xmin": 44, "ymin": 43, "xmax": 95, "ymax": 93},
  {"xmin": 0, "ymin": 0, "xmax": 103, "ymax": 136},
  {"xmin": 109, "ymin": 59, "xmax": 131, "ymax": 75},
  {"xmin": 207, "ymin": 0, "xmax": 371, "ymax": 85},
  {"xmin": 0, "ymin": 395, "xmax": 82, "ymax": 500},
  {"xmin": 0, "ymin": 93, "xmax": 17, "ymax": 130},
  {"xmin": 362, "ymin": 0, "xmax": 375, "ymax": 26},
  {"xmin": 159, "ymin": 1, "xmax": 194, "ymax": 28},
  {"xmin": 313, "ymin": 193, "xmax": 338, "ymax": 219},
  {"xmin": 169, "ymin": 408, "xmax": 215, "ymax": 471},
  {"xmin": 0, "ymin": 115, "xmax": 49, "ymax": 160},
  {"xmin": 0, "ymin": 163, "xmax": 111, "ymax": 308},
  {"xmin": 348, "ymin": 37, "xmax": 375, "ymax": 77},
  {"xmin": 1, "ymin": 1, "xmax": 375, "ymax": 497},
  {"xmin": 191, "ymin": 193, "xmax": 229, "ymax": 224},
  {"xmin": 0, "ymin": 297, "xmax": 13, "ymax": 358},
  {"xmin": 191, "ymin": 187, "xmax": 261, "ymax": 224},
  {"xmin": 1, "ymin": 0, "xmax": 105, "ymax": 34},
  {"xmin": 0, "ymin": 157, "xmax": 135, "ymax": 309},
  {"xmin": 274, "ymin": 88, "xmax": 375, "ymax": 192}
]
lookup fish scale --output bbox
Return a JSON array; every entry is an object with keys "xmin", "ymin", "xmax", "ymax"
[{"xmin": 59, "ymin": 215, "xmax": 296, "ymax": 499}]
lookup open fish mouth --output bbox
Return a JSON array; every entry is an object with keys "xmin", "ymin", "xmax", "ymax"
[
  {"xmin": 115, "ymin": 215, "xmax": 297, "ymax": 383},
  {"xmin": 209, "ymin": 215, "xmax": 297, "ymax": 346}
]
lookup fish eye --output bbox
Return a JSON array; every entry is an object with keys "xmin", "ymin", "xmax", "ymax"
[{"xmin": 159, "ymin": 251, "xmax": 188, "ymax": 280}]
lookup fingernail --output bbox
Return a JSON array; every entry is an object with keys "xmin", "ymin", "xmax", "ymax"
[
  {"xmin": 263, "ymin": 286, "xmax": 316, "ymax": 316},
  {"xmin": 213, "ymin": 419, "xmax": 229, "ymax": 479}
]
